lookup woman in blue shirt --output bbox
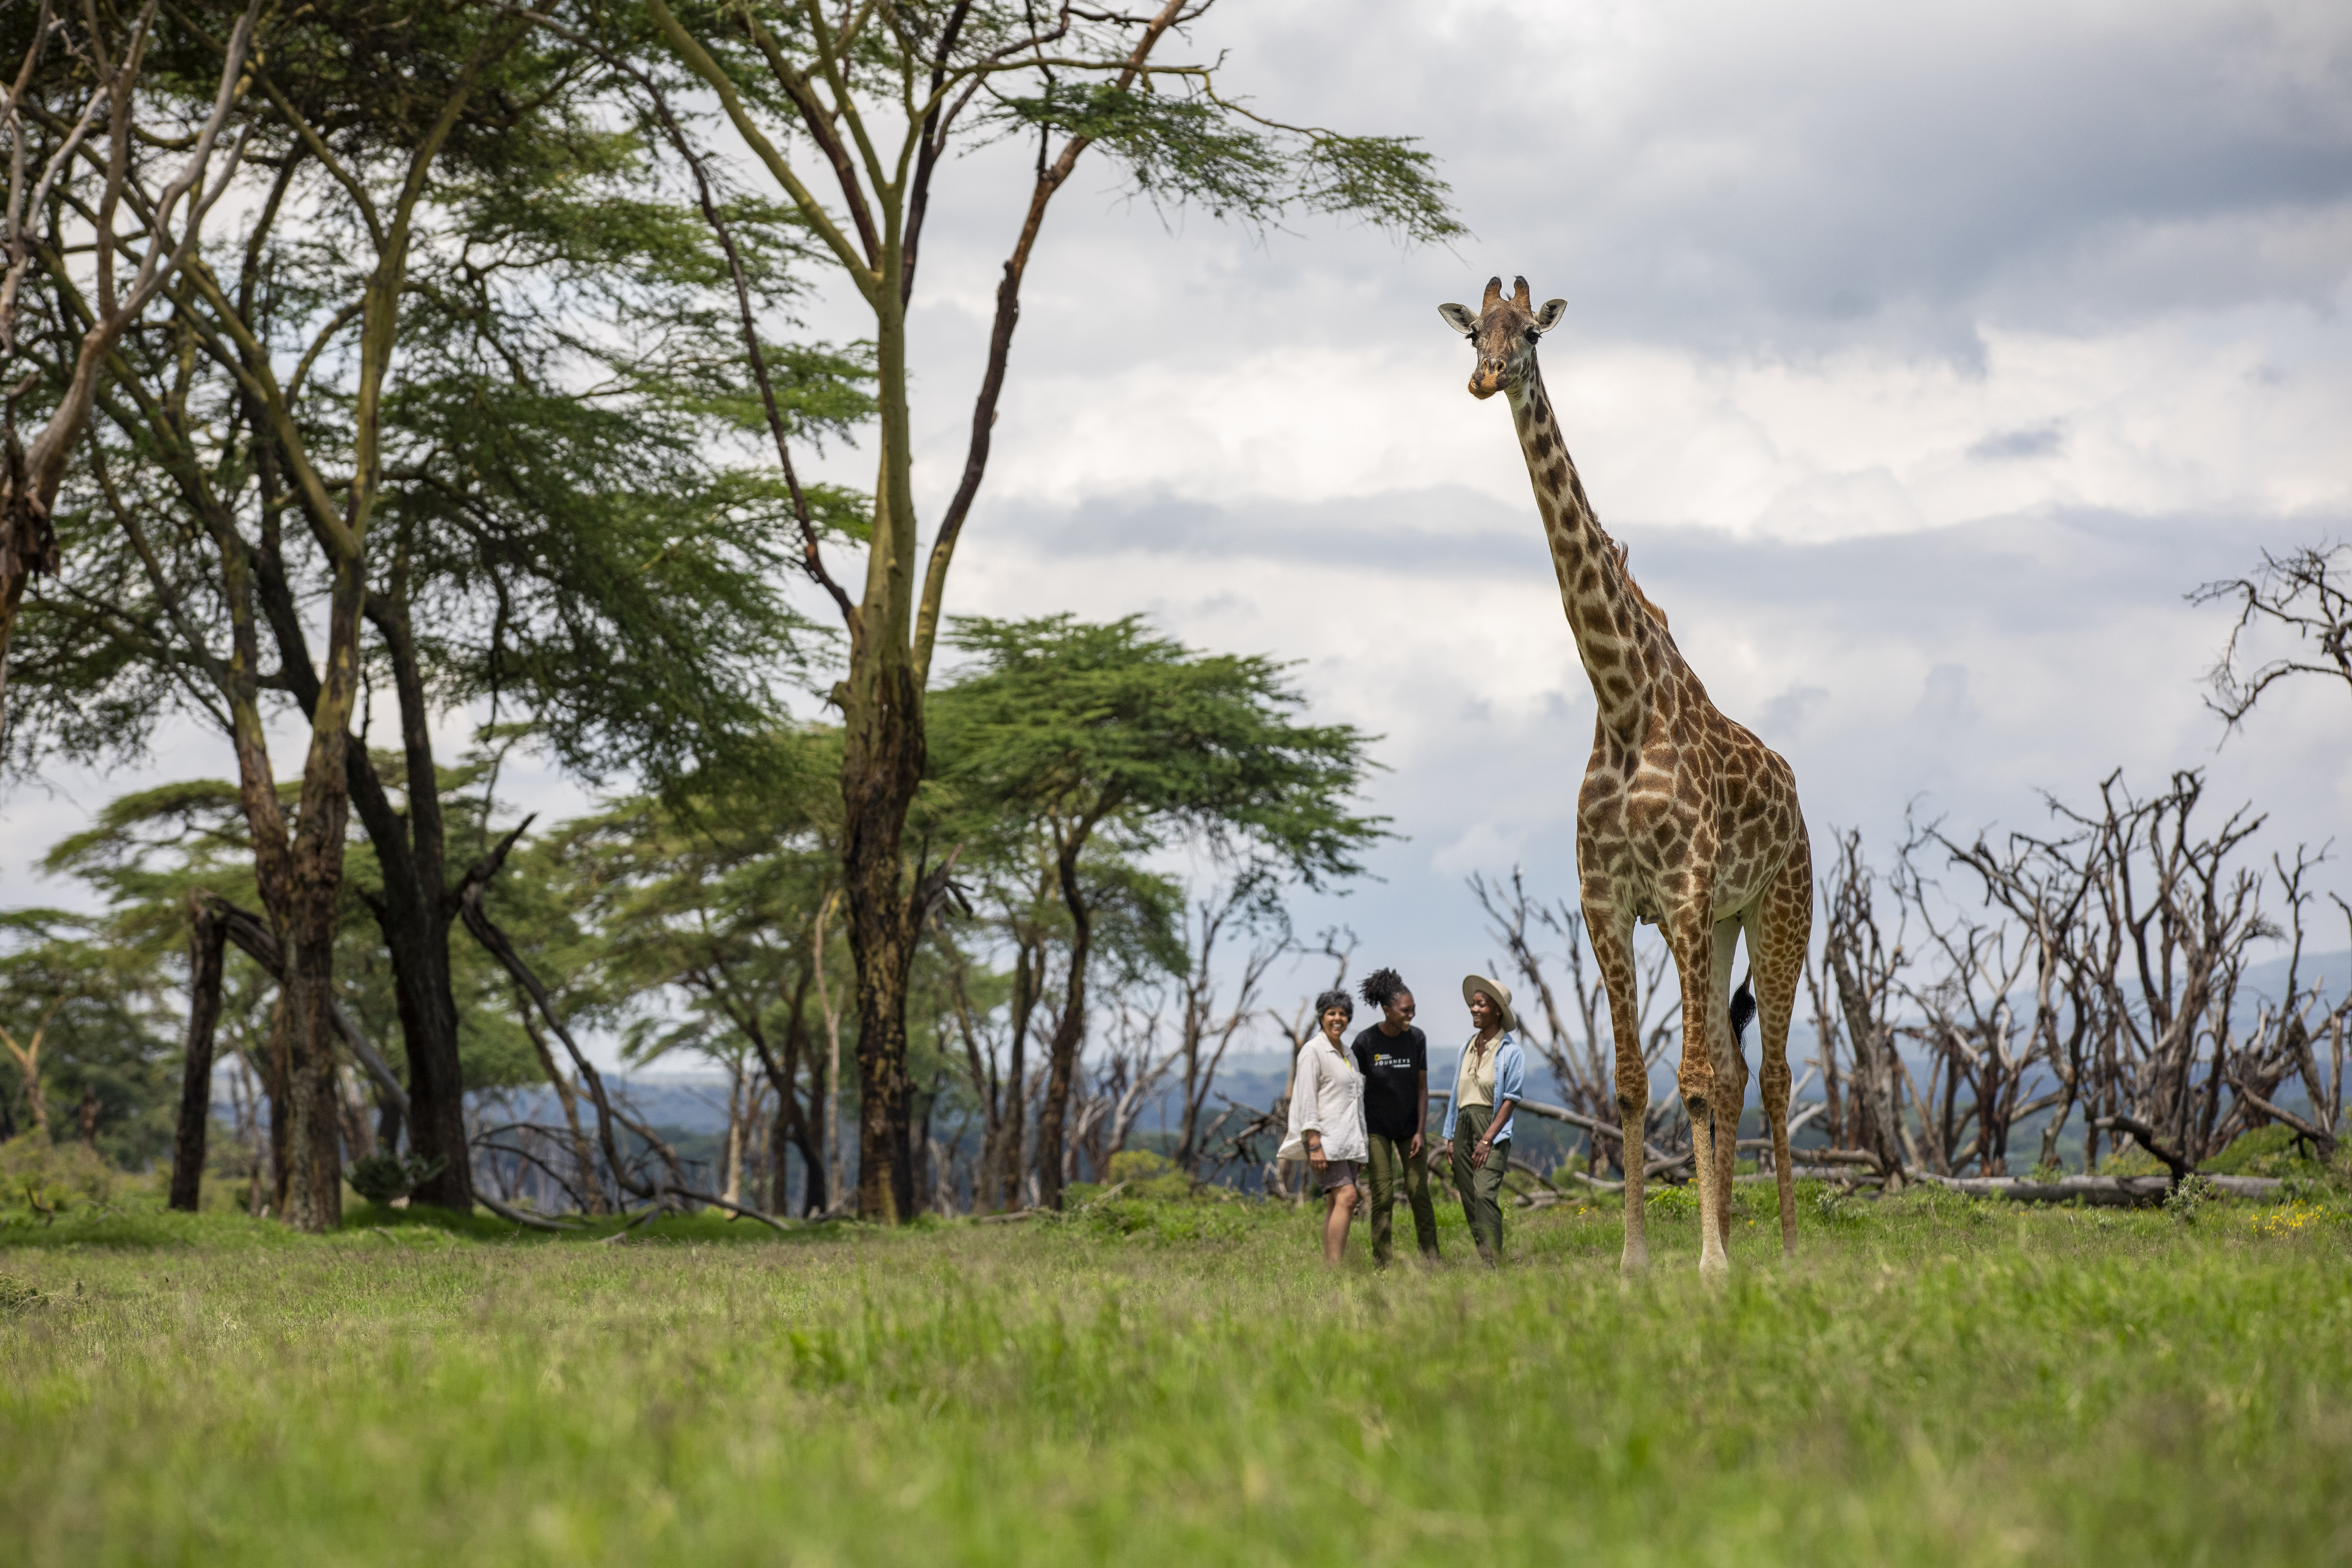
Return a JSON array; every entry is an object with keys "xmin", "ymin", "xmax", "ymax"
[{"xmin": 1437, "ymin": 973, "xmax": 1525, "ymax": 1265}]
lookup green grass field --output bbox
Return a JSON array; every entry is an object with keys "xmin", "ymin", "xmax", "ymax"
[{"xmin": 4, "ymin": 1182, "xmax": 2349, "ymax": 1567}]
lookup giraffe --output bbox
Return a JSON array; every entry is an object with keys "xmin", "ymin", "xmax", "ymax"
[{"xmin": 1437, "ymin": 276, "xmax": 1814, "ymax": 1277}]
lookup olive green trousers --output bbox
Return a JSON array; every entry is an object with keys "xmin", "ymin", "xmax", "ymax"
[
  {"xmin": 1364, "ymin": 1133, "xmax": 1440, "ymax": 1264},
  {"xmin": 1449, "ymin": 1102, "xmax": 1508, "ymax": 1264}
]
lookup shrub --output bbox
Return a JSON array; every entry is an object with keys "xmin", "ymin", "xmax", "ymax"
[
  {"xmin": 2163, "ymin": 1172, "xmax": 2218, "ymax": 1225},
  {"xmin": 0, "ymin": 1134, "xmax": 115, "ymax": 1219},
  {"xmin": 1645, "ymin": 1182, "xmax": 1699, "ymax": 1220},
  {"xmin": 346, "ymin": 1154, "xmax": 447, "ymax": 1207},
  {"xmin": 1107, "ymin": 1149, "xmax": 1175, "ymax": 1183},
  {"xmin": 1104, "ymin": 1149, "xmax": 1194, "ymax": 1201},
  {"xmin": 2204, "ymin": 1122, "xmax": 2345, "ymax": 1184}
]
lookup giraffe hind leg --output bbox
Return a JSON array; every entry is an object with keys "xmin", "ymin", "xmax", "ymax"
[{"xmin": 1754, "ymin": 832, "xmax": 1815, "ymax": 1259}]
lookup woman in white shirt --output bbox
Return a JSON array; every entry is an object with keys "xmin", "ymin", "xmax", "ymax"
[{"xmin": 1281, "ymin": 988, "xmax": 1370, "ymax": 1265}]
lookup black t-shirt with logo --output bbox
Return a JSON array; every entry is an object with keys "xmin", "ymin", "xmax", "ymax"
[{"xmin": 1351, "ymin": 1023, "xmax": 1429, "ymax": 1142}]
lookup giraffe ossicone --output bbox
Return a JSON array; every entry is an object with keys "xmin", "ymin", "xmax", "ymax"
[{"xmin": 1437, "ymin": 274, "xmax": 1815, "ymax": 1278}]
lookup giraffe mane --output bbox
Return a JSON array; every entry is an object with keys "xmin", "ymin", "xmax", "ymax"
[{"xmin": 1610, "ymin": 538, "xmax": 1671, "ymax": 629}]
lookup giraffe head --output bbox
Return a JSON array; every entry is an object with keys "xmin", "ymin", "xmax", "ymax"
[{"xmin": 1437, "ymin": 275, "xmax": 1567, "ymax": 399}]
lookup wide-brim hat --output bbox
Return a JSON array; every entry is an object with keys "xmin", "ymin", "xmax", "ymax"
[{"xmin": 1461, "ymin": 973, "xmax": 1517, "ymax": 1032}]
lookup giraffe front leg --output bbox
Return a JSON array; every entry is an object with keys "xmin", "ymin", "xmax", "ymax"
[
  {"xmin": 1586, "ymin": 908, "xmax": 1650, "ymax": 1277},
  {"xmin": 1669, "ymin": 906, "xmax": 1729, "ymax": 1280},
  {"xmin": 1710, "ymin": 918, "xmax": 1744, "ymax": 1257}
]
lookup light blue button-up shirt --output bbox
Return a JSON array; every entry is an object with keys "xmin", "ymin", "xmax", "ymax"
[{"xmin": 1441, "ymin": 1029, "xmax": 1525, "ymax": 1143}]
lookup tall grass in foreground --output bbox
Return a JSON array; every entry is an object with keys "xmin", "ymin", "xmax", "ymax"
[{"xmin": 3, "ymin": 1187, "xmax": 2349, "ymax": 1566}]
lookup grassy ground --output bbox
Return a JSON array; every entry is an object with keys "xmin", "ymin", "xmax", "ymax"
[{"xmin": 3, "ymin": 1181, "xmax": 2349, "ymax": 1567}]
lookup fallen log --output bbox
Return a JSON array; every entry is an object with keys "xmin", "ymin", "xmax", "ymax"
[
  {"xmin": 1738, "ymin": 1167, "xmax": 1886, "ymax": 1187},
  {"xmin": 658, "ymin": 1185, "xmax": 793, "ymax": 1232},
  {"xmin": 1792, "ymin": 1147, "xmax": 1887, "ymax": 1172},
  {"xmin": 1912, "ymin": 1172, "xmax": 2283, "ymax": 1206},
  {"xmin": 474, "ymin": 1192, "xmax": 582, "ymax": 1233}
]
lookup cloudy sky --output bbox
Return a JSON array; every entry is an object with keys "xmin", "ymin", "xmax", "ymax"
[
  {"xmin": 5, "ymin": 0, "xmax": 2348, "ymax": 1062},
  {"xmin": 901, "ymin": 0, "xmax": 2352, "ymax": 1043}
]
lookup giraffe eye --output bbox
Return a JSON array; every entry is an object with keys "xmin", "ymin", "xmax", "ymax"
[{"xmin": 1524, "ymin": 328, "xmax": 1541, "ymax": 344}]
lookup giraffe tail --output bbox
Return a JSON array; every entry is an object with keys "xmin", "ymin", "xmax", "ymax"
[{"xmin": 1729, "ymin": 973, "xmax": 1756, "ymax": 1043}]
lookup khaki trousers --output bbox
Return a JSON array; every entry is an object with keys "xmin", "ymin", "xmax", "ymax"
[
  {"xmin": 1364, "ymin": 1132, "xmax": 1439, "ymax": 1264},
  {"xmin": 1450, "ymin": 1102, "xmax": 1508, "ymax": 1264}
]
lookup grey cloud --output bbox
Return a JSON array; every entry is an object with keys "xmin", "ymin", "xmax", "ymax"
[
  {"xmin": 1916, "ymin": 664, "xmax": 1977, "ymax": 726},
  {"xmin": 981, "ymin": 485, "xmax": 2348, "ymax": 651},
  {"xmin": 1133, "ymin": 0, "xmax": 2352, "ymax": 358},
  {"xmin": 1759, "ymin": 684, "xmax": 1831, "ymax": 736},
  {"xmin": 1968, "ymin": 423, "xmax": 2068, "ymax": 461}
]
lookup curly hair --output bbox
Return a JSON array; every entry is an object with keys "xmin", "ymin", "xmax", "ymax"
[
  {"xmin": 1359, "ymin": 967, "xmax": 1409, "ymax": 1009},
  {"xmin": 1313, "ymin": 988, "xmax": 1355, "ymax": 1024}
]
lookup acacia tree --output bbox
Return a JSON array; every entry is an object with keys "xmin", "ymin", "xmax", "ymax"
[
  {"xmin": 0, "ymin": 0, "xmax": 259, "ymax": 729},
  {"xmin": 529, "ymin": 737, "xmax": 848, "ymax": 1216},
  {"xmin": 929, "ymin": 613, "xmax": 1381, "ymax": 1209},
  {"xmin": 8, "ymin": 2, "xmax": 860, "ymax": 1221},
  {"xmin": 595, "ymin": 0, "xmax": 1458, "ymax": 1219}
]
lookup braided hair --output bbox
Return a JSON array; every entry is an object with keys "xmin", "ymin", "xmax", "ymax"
[{"xmin": 1359, "ymin": 968, "xmax": 1409, "ymax": 1009}]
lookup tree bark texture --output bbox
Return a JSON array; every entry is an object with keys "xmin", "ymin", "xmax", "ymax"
[
  {"xmin": 347, "ymin": 588, "xmax": 472, "ymax": 1208},
  {"xmin": 841, "ymin": 668, "xmax": 923, "ymax": 1220},
  {"xmin": 276, "ymin": 555, "xmax": 365, "ymax": 1232},
  {"xmin": 168, "ymin": 896, "xmax": 230, "ymax": 1210},
  {"xmin": 1034, "ymin": 844, "xmax": 1094, "ymax": 1211}
]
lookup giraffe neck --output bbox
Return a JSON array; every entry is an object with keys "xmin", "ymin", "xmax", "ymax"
[{"xmin": 1505, "ymin": 364, "xmax": 1672, "ymax": 737}]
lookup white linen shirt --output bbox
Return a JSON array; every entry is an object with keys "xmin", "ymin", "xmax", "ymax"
[{"xmin": 1279, "ymin": 1037, "xmax": 1369, "ymax": 1164}]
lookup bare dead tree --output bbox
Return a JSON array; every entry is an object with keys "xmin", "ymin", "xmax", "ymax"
[
  {"xmin": 1841, "ymin": 771, "xmax": 2352, "ymax": 1189},
  {"xmin": 1817, "ymin": 830, "xmax": 1918, "ymax": 1180},
  {"xmin": 2194, "ymin": 542, "xmax": 2352, "ymax": 727},
  {"xmin": 1939, "ymin": 817, "xmax": 2105, "ymax": 1173},
  {"xmin": 2064, "ymin": 771, "xmax": 2272, "ymax": 1167},
  {"xmin": 1069, "ymin": 991, "xmax": 1170, "ymax": 1184},
  {"xmin": 1469, "ymin": 867, "xmax": 1685, "ymax": 1174},
  {"xmin": 1170, "ymin": 875, "xmax": 1291, "ymax": 1174}
]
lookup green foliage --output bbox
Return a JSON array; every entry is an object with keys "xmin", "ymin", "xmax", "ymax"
[
  {"xmin": 4, "ymin": 1193, "xmax": 2352, "ymax": 1562},
  {"xmin": 1645, "ymin": 1180, "xmax": 1701, "ymax": 1220},
  {"xmin": 988, "ymin": 80, "xmax": 1463, "ymax": 244},
  {"xmin": 1106, "ymin": 1148, "xmax": 1175, "ymax": 1184},
  {"xmin": 0, "ymin": 908, "xmax": 180, "ymax": 1167},
  {"xmin": 2163, "ymin": 1171, "xmax": 2219, "ymax": 1225},
  {"xmin": 6, "ymin": 0, "xmax": 870, "ymax": 794},
  {"xmin": 2099, "ymin": 1143, "xmax": 2168, "ymax": 1177},
  {"xmin": 1100, "ymin": 1148, "xmax": 1193, "ymax": 1202},
  {"xmin": 931, "ymin": 614, "xmax": 1387, "ymax": 890},
  {"xmin": 1810, "ymin": 1180, "xmax": 1867, "ymax": 1227},
  {"xmin": 2203, "ymin": 1121, "xmax": 2348, "ymax": 1184},
  {"xmin": 0, "ymin": 1135, "xmax": 117, "ymax": 1218}
]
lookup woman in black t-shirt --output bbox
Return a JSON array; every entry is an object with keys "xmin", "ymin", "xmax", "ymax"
[{"xmin": 1352, "ymin": 968, "xmax": 1440, "ymax": 1265}]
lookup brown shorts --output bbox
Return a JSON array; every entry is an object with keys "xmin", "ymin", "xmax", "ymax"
[{"xmin": 1315, "ymin": 1159, "xmax": 1360, "ymax": 1191}]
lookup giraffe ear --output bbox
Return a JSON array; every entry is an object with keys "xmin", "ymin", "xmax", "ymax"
[
  {"xmin": 1437, "ymin": 302, "xmax": 1477, "ymax": 335},
  {"xmin": 1532, "ymin": 299, "xmax": 1569, "ymax": 334}
]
